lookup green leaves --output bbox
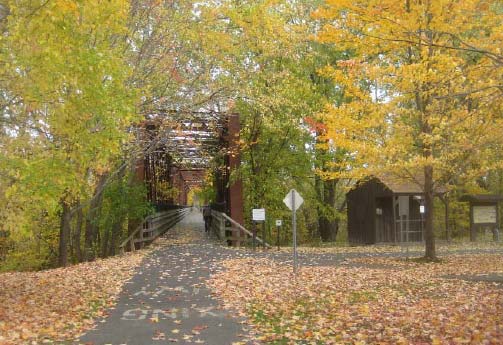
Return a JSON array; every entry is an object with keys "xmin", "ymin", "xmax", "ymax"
[{"xmin": 0, "ymin": 0, "xmax": 139, "ymax": 267}]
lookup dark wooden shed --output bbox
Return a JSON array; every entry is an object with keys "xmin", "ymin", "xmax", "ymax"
[{"xmin": 347, "ymin": 175, "xmax": 444, "ymax": 244}]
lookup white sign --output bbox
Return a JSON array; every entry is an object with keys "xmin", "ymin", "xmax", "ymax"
[
  {"xmin": 252, "ymin": 208, "xmax": 266, "ymax": 221},
  {"xmin": 283, "ymin": 189, "xmax": 303, "ymax": 273},
  {"xmin": 283, "ymin": 189, "xmax": 304, "ymax": 211},
  {"xmin": 473, "ymin": 206, "xmax": 497, "ymax": 224},
  {"xmin": 420, "ymin": 205, "xmax": 425, "ymax": 214},
  {"xmin": 275, "ymin": 220, "xmax": 282, "ymax": 226}
]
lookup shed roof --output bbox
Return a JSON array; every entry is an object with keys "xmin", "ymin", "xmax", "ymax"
[
  {"xmin": 459, "ymin": 194, "xmax": 503, "ymax": 203},
  {"xmin": 375, "ymin": 174, "xmax": 447, "ymax": 195}
]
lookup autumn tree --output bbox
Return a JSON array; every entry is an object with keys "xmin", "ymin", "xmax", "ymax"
[
  {"xmin": 194, "ymin": 1, "xmax": 347, "ymax": 242},
  {"xmin": 0, "ymin": 0, "xmax": 138, "ymax": 267},
  {"xmin": 315, "ymin": 0, "xmax": 503, "ymax": 259},
  {"xmin": 306, "ymin": 41, "xmax": 355, "ymax": 242}
]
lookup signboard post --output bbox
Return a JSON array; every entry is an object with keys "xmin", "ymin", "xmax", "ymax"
[
  {"xmin": 252, "ymin": 209, "xmax": 266, "ymax": 251},
  {"xmin": 471, "ymin": 205, "xmax": 498, "ymax": 241},
  {"xmin": 262, "ymin": 221, "xmax": 266, "ymax": 249},
  {"xmin": 460, "ymin": 195, "xmax": 503, "ymax": 242},
  {"xmin": 283, "ymin": 189, "xmax": 303, "ymax": 273},
  {"xmin": 275, "ymin": 220, "xmax": 282, "ymax": 251},
  {"xmin": 252, "ymin": 222, "xmax": 257, "ymax": 251}
]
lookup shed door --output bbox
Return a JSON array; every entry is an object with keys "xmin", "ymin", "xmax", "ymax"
[{"xmin": 376, "ymin": 198, "xmax": 393, "ymax": 242}]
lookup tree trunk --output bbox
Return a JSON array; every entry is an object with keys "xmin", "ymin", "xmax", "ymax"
[
  {"xmin": 318, "ymin": 179, "xmax": 339, "ymax": 242},
  {"xmin": 58, "ymin": 199, "xmax": 72, "ymax": 267},
  {"xmin": 109, "ymin": 219, "xmax": 123, "ymax": 256},
  {"xmin": 84, "ymin": 174, "xmax": 108, "ymax": 261},
  {"xmin": 110, "ymin": 167, "xmax": 127, "ymax": 256},
  {"xmin": 101, "ymin": 227, "xmax": 110, "ymax": 258},
  {"xmin": 424, "ymin": 165, "xmax": 436, "ymax": 260},
  {"xmin": 444, "ymin": 196, "xmax": 450, "ymax": 242},
  {"xmin": 315, "ymin": 174, "xmax": 324, "ymax": 239},
  {"xmin": 74, "ymin": 205, "xmax": 83, "ymax": 262}
]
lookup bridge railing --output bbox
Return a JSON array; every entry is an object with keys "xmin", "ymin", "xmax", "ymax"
[
  {"xmin": 120, "ymin": 206, "xmax": 190, "ymax": 253},
  {"xmin": 210, "ymin": 210, "xmax": 271, "ymax": 248}
]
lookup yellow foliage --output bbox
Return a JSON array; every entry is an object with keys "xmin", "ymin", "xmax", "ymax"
[{"xmin": 314, "ymin": 0, "xmax": 503, "ymax": 183}]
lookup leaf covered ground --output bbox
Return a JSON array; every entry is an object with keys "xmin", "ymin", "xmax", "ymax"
[
  {"xmin": 208, "ymin": 254, "xmax": 503, "ymax": 344},
  {"xmin": 280, "ymin": 242, "xmax": 503, "ymax": 255},
  {"xmin": 0, "ymin": 252, "xmax": 145, "ymax": 345}
]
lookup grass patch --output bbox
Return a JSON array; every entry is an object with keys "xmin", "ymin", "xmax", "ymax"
[
  {"xmin": 348, "ymin": 290, "xmax": 378, "ymax": 304},
  {"xmin": 248, "ymin": 304, "xmax": 284, "ymax": 331}
]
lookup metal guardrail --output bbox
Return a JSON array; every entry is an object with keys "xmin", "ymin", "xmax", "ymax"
[
  {"xmin": 120, "ymin": 207, "xmax": 190, "ymax": 252},
  {"xmin": 210, "ymin": 210, "xmax": 271, "ymax": 247}
]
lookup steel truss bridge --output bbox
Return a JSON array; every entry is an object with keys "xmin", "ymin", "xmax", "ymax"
[{"xmin": 121, "ymin": 111, "xmax": 250, "ymax": 250}]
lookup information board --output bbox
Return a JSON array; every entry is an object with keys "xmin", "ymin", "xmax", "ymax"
[
  {"xmin": 252, "ymin": 208, "xmax": 266, "ymax": 221},
  {"xmin": 473, "ymin": 205, "xmax": 497, "ymax": 224}
]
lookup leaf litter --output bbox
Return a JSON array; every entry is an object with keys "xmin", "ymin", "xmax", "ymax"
[
  {"xmin": 0, "ymin": 251, "xmax": 145, "ymax": 345},
  {"xmin": 207, "ymin": 254, "xmax": 503, "ymax": 344}
]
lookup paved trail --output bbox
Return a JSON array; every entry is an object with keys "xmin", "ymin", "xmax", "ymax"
[{"xmin": 79, "ymin": 211, "xmax": 252, "ymax": 345}]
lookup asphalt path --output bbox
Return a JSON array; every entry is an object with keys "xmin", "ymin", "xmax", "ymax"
[{"xmin": 79, "ymin": 211, "xmax": 253, "ymax": 345}]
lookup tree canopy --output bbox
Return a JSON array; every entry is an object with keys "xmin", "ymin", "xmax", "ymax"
[{"xmin": 0, "ymin": 0, "xmax": 502, "ymax": 268}]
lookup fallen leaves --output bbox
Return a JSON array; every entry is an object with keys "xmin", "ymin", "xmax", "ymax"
[
  {"xmin": 273, "ymin": 241, "xmax": 503, "ymax": 255},
  {"xmin": 152, "ymin": 330, "xmax": 166, "ymax": 341},
  {"xmin": 0, "ymin": 251, "xmax": 145, "ymax": 345},
  {"xmin": 192, "ymin": 324, "xmax": 208, "ymax": 335},
  {"xmin": 207, "ymin": 254, "xmax": 503, "ymax": 344}
]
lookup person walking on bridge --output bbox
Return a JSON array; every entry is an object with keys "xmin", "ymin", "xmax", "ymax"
[{"xmin": 203, "ymin": 206, "xmax": 212, "ymax": 234}]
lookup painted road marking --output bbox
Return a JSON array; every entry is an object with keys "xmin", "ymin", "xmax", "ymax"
[
  {"xmin": 133, "ymin": 285, "xmax": 200, "ymax": 297},
  {"xmin": 121, "ymin": 307, "xmax": 226, "ymax": 320}
]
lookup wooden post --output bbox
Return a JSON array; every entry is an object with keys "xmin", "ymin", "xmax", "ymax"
[
  {"xmin": 252, "ymin": 222, "xmax": 257, "ymax": 251},
  {"xmin": 262, "ymin": 222, "xmax": 266, "ymax": 249},
  {"xmin": 392, "ymin": 196, "xmax": 397, "ymax": 243},
  {"xmin": 470, "ymin": 202, "xmax": 476, "ymax": 242},
  {"xmin": 219, "ymin": 213, "xmax": 226, "ymax": 241},
  {"xmin": 444, "ymin": 196, "xmax": 450, "ymax": 242},
  {"xmin": 277, "ymin": 225, "xmax": 281, "ymax": 251},
  {"xmin": 496, "ymin": 203, "xmax": 500, "ymax": 242}
]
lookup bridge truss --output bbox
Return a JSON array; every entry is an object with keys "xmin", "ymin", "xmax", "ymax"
[{"xmin": 134, "ymin": 111, "xmax": 244, "ymax": 227}]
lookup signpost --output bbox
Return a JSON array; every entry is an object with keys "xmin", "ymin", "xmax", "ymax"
[
  {"xmin": 252, "ymin": 209, "xmax": 266, "ymax": 251},
  {"xmin": 460, "ymin": 195, "xmax": 503, "ymax": 242},
  {"xmin": 275, "ymin": 220, "xmax": 282, "ymax": 251},
  {"xmin": 283, "ymin": 189, "xmax": 303, "ymax": 273}
]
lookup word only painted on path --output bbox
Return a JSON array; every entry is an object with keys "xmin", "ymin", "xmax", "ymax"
[
  {"xmin": 133, "ymin": 285, "xmax": 200, "ymax": 297},
  {"xmin": 121, "ymin": 307, "xmax": 225, "ymax": 320}
]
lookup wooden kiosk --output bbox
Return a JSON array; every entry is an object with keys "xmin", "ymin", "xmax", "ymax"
[{"xmin": 460, "ymin": 194, "xmax": 502, "ymax": 242}]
